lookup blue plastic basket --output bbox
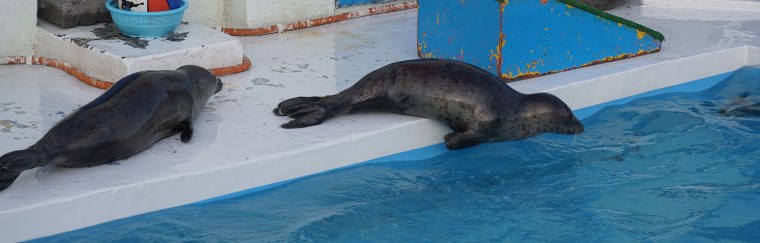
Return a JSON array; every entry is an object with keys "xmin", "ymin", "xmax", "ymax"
[{"xmin": 105, "ymin": 0, "xmax": 189, "ymax": 38}]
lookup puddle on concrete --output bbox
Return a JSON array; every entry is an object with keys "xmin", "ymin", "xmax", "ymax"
[
  {"xmin": 1, "ymin": 102, "xmax": 17, "ymax": 112},
  {"xmin": 0, "ymin": 120, "xmax": 36, "ymax": 132},
  {"xmin": 165, "ymin": 32, "xmax": 189, "ymax": 42},
  {"xmin": 202, "ymin": 106, "xmax": 216, "ymax": 112},
  {"xmin": 250, "ymin": 78, "xmax": 284, "ymax": 88}
]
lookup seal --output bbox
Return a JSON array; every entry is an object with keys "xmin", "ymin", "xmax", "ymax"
[
  {"xmin": 705, "ymin": 65, "xmax": 760, "ymax": 117},
  {"xmin": 274, "ymin": 58, "xmax": 584, "ymax": 150},
  {"xmin": 576, "ymin": 0, "xmax": 625, "ymax": 10},
  {"xmin": 0, "ymin": 65, "xmax": 223, "ymax": 191}
]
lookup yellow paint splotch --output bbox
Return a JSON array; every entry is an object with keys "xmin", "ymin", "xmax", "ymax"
[{"xmin": 501, "ymin": 70, "xmax": 541, "ymax": 80}]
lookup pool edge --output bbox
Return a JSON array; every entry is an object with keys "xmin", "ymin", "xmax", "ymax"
[{"xmin": 6, "ymin": 45, "xmax": 760, "ymax": 242}]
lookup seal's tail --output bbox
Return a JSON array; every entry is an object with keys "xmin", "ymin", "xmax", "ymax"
[
  {"xmin": 0, "ymin": 149, "xmax": 46, "ymax": 191},
  {"xmin": 274, "ymin": 96, "xmax": 343, "ymax": 128}
]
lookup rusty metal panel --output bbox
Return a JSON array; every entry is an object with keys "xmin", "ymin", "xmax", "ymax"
[
  {"xmin": 417, "ymin": 0, "xmax": 664, "ymax": 81},
  {"xmin": 417, "ymin": 0, "xmax": 502, "ymax": 74}
]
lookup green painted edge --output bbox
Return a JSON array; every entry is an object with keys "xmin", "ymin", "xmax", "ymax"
[
  {"xmin": 557, "ymin": 0, "xmax": 665, "ymax": 41},
  {"xmin": 494, "ymin": 0, "xmax": 665, "ymax": 41}
]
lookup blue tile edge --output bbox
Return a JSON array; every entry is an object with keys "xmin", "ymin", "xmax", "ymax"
[{"xmin": 573, "ymin": 72, "xmax": 731, "ymax": 120}]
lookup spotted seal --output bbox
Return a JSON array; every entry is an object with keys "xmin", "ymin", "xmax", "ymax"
[
  {"xmin": 0, "ymin": 65, "xmax": 223, "ymax": 191},
  {"xmin": 274, "ymin": 58, "xmax": 584, "ymax": 150}
]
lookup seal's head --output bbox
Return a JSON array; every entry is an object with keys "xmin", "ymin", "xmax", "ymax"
[
  {"xmin": 520, "ymin": 93, "xmax": 584, "ymax": 136},
  {"xmin": 177, "ymin": 65, "xmax": 224, "ymax": 98}
]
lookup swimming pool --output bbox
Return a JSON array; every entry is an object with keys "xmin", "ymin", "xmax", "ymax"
[{"xmin": 33, "ymin": 66, "xmax": 760, "ymax": 242}]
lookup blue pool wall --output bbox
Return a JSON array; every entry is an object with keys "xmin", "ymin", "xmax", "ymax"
[
  {"xmin": 192, "ymin": 70, "xmax": 732, "ymax": 205},
  {"xmin": 573, "ymin": 71, "xmax": 731, "ymax": 119}
]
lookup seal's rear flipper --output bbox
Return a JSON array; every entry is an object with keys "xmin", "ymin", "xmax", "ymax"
[
  {"xmin": 274, "ymin": 96, "xmax": 325, "ymax": 116},
  {"xmin": 0, "ymin": 176, "xmax": 18, "ymax": 191},
  {"xmin": 0, "ymin": 149, "xmax": 46, "ymax": 191},
  {"xmin": 281, "ymin": 105, "xmax": 328, "ymax": 128},
  {"xmin": 286, "ymin": 105, "xmax": 324, "ymax": 119}
]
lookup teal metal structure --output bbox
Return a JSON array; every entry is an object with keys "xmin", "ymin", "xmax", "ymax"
[{"xmin": 418, "ymin": 0, "xmax": 664, "ymax": 81}]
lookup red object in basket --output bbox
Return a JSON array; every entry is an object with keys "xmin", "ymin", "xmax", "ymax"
[{"xmin": 148, "ymin": 0, "xmax": 170, "ymax": 12}]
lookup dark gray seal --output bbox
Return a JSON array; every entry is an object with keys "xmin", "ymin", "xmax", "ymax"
[
  {"xmin": 0, "ymin": 65, "xmax": 223, "ymax": 191},
  {"xmin": 274, "ymin": 58, "xmax": 584, "ymax": 150},
  {"xmin": 576, "ymin": 0, "xmax": 625, "ymax": 10}
]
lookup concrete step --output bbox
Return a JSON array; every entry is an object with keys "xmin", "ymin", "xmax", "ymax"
[{"xmin": 35, "ymin": 19, "xmax": 248, "ymax": 87}]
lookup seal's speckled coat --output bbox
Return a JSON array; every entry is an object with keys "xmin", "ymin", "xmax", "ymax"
[
  {"xmin": 275, "ymin": 59, "xmax": 584, "ymax": 150},
  {"xmin": 0, "ymin": 65, "xmax": 223, "ymax": 191}
]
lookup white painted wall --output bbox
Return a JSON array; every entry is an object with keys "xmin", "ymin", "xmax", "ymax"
[
  {"xmin": 0, "ymin": 0, "xmax": 37, "ymax": 56},
  {"xmin": 237, "ymin": 0, "xmax": 335, "ymax": 29},
  {"xmin": 748, "ymin": 45, "xmax": 760, "ymax": 64},
  {"xmin": 183, "ymin": 0, "xmax": 225, "ymax": 28},
  {"xmin": 224, "ymin": 0, "xmax": 251, "ymax": 29},
  {"xmin": 182, "ymin": 0, "xmax": 413, "ymax": 30},
  {"xmin": 642, "ymin": 0, "xmax": 760, "ymax": 10}
]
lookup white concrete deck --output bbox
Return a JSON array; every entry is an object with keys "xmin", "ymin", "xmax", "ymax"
[{"xmin": 2, "ymin": 2, "xmax": 760, "ymax": 241}]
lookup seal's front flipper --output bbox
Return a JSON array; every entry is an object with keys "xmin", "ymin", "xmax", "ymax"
[
  {"xmin": 0, "ymin": 149, "xmax": 46, "ymax": 191},
  {"xmin": 177, "ymin": 120, "xmax": 193, "ymax": 143},
  {"xmin": 444, "ymin": 130, "xmax": 484, "ymax": 150}
]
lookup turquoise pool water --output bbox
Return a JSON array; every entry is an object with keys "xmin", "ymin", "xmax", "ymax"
[{"xmin": 35, "ymin": 66, "xmax": 760, "ymax": 242}]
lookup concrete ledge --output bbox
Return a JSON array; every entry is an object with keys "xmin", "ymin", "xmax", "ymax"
[
  {"xmin": 0, "ymin": 55, "xmax": 251, "ymax": 89},
  {"xmin": 35, "ymin": 19, "xmax": 247, "ymax": 83}
]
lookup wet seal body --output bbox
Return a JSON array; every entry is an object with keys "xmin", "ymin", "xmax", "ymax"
[
  {"xmin": 0, "ymin": 65, "xmax": 223, "ymax": 191},
  {"xmin": 275, "ymin": 58, "xmax": 584, "ymax": 150}
]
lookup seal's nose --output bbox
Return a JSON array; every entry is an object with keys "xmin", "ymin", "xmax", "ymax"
[
  {"xmin": 564, "ymin": 115, "xmax": 584, "ymax": 134},
  {"xmin": 215, "ymin": 78, "xmax": 223, "ymax": 93},
  {"xmin": 574, "ymin": 123, "xmax": 585, "ymax": 134}
]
